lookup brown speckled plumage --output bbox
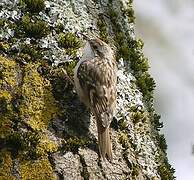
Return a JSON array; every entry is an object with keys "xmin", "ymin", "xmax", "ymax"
[{"xmin": 74, "ymin": 37, "xmax": 117, "ymax": 160}]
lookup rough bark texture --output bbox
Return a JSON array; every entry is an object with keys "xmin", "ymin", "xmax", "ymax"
[{"xmin": 0, "ymin": 0, "xmax": 175, "ymax": 179}]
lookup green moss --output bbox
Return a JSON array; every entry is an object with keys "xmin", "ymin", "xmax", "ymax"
[
  {"xmin": 62, "ymin": 61, "xmax": 77, "ymax": 78},
  {"xmin": 136, "ymin": 73, "xmax": 156, "ymax": 99},
  {"xmin": 118, "ymin": 118, "xmax": 128, "ymax": 131},
  {"xmin": 158, "ymin": 160, "xmax": 176, "ymax": 180},
  {"xmin": 130, "ymin": 106, "xmax": 147, "ymax": 124},
  {"xmin": 20, "ymin": 43, "xmax": 43, "ymax": 61},
  {"xmin": 108, "ymin": 7, "xmax": 156, "ymax": 101},
  {"xmin": 63, "ymin": 136, "xmax": 92, "ymax": 153},
  {"xmin": 153, "ymin": 113, "xmax": 163, "ymax": 131},
  {"xmin": 0, "ymin": 151, "xmax": 15, "ymax": 180},
  {"xmin": 6, "ymin": 131, "xmax": 41, "ymax": 159},
  {"xmin": 157, "ymin": 134, "xmax": 167, "ymax": 152},
  {"xmin": 118, "ymin": 132, "xmax": 130, "ymax": 149},
  {"xmin": 58, "ymin": 32, "xmax": 82, "ymax": 55},
  {"xmin": 19, "ymin": 62, "xmax": 59, "ymax": 131},
  {"xmin": 6, "ymin": 125, "xmax": 58, "ymax": 160},
  {"xmin": 20, "ymin": 157, "xmax": 55, "ymax": 180},
  {"xmin": 48, "ymin": 67, "xmax": 68, "ymax": 102},
  {"xmin": 58, "ymin": 32, "xmax": 81, "ymax": 49},
  {"xmin": 21, "ymin": 0, "xmax": 45, "ymax": 13},
  {"xmin": 6, "ymin": 132, "xmax": 25, "ymax": 156},
  {"xmin": 131, "ymin": 111, "xmax": 145, "ymax": 124},
  {"xmin": 123, "ymin": 2, "xmax": 135, "ymax": 23},
  {"xmin": 55, "ymin": 23, "xmax": 64, "ymax": 34},
  {"xmin": 117, "ymin": 42, "xmax": 130, "ymax": 60},
  {"xmin": 97, "ymin": 17, "xmax": 109, "ymax": 43},
  {"xmin": 22, "ymin": 14, "xmax": 49, "ymax": 38},
  {"xmin": 108, "ymin": 8, "xmax": 118, "ymax": 22}
]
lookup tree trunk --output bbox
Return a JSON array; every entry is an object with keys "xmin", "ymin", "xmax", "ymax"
[{"xmin": 0, "ymin": 0, "xmax": 175, "ymax": 179}]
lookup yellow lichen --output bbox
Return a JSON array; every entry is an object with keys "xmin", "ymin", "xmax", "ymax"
[
  {"xmin": 0, "ymin": 90, "xmax": 12, "ymax": 114},
  {"xmin": 0, "ymin": 41, "xmax": 10, "ymax": 52},
  {"xmin": 0, "ymin": 87, "xmax": 16, "ymax": 135},
  {"xmin": 0, "ymin": 151, "xmax": 15, "ymax": 180},
  {"xmin": 19, "ymin": 62, "xmax": 59, "ymax": 130},
  {"xmin": 0, "ymin": 55, "xmax": 18, "ymax": 89},
  {"xmin": 20, "ymin": 157, "xmax": 55, "ymax": 180},
  {"xmin": 0, "ymin": 56, "xmax": 18, "ymax": 138},
  {"xmin": 0, "ymin": 55, "xmax": 60, "ymax": 165},
  {"xmin": 36, "ymin": 134, "xmax": 58, "ymax": 156}
]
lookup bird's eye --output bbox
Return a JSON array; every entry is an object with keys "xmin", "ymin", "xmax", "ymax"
[{"xmin": 93, "ymin": 45, "xmax": 98, "ymax": 49}]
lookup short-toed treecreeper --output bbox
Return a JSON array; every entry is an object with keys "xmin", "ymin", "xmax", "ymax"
[{"xmin": 74, "ymin": 37, "xmax": 117, "ymax": 161}]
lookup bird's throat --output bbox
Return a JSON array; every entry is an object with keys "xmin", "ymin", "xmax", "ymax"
[{"xmin": 81, "ymin": 42, "xmax": 95, "ymax": 62}]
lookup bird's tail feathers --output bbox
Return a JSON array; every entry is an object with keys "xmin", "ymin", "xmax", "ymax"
[{"xmin": 97, "ymin": 119, "xmax": 112, "ymax": 161}]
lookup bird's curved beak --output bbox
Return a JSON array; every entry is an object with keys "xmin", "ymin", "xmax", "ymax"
[
  {"xmin": 79, "ymin": 32, "xmax": 97, "ymax": 41},
  {"xmin": 78, "ymin": 32, "xmax": 90, "ymax": 41},
  {"xmin": 81, "ymin": 33, "xmax": 90, "ymax": 40}
]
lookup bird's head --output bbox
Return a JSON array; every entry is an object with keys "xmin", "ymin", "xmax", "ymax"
[
  {"xmin": 89, "ymin": 38, "xmax": 113, "ymax": 58},
  {"xmin": 80, "ymin": 33, "xmax": 114, "ymax": 60}
]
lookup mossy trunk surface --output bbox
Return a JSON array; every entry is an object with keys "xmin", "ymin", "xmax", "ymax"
[{"xmin": 0, "ymin": 0, "xmax": 175, "ymax": 179}]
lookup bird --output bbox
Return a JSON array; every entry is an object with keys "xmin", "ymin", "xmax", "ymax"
[{"xmin": 74, "ymin": 36, "xmax": 117, "ymax": 161}]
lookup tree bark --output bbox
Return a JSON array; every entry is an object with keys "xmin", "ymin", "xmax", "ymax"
[{"xmin": 0, "ymin": 0, "xmax": 175, "ymax": 179}]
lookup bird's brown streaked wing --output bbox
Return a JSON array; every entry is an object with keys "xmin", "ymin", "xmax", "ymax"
[
  {"xmin": 77, "ymin": 57, "xmax": 117, "ymax": 127},
  {"xmin": 89, "ymin": 89, "xmax": 112, "ymax": 128}
]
